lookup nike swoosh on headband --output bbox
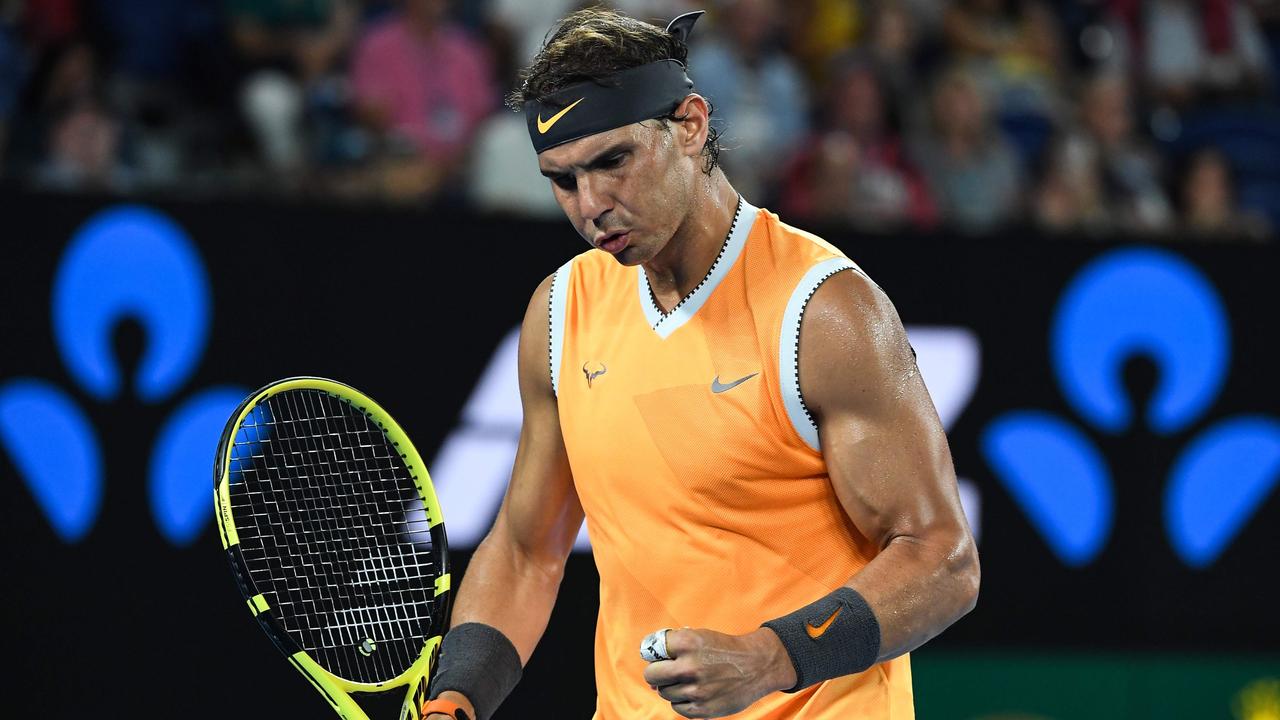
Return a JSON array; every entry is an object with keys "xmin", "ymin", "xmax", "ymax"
[
  {"xmin": 711, "ymin": 373, "xmax": 758, "ymax": 394},
  {"xmin": 537, "ymin": 97, "xmax": 585, "ymax": 134}
]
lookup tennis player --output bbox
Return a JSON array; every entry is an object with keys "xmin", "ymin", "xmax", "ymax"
[{"xmin": 421, "ymin": 9, "xmax": 979, "ymax": 720}]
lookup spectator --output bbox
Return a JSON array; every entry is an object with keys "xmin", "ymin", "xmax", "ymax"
[
  {"xmin": 228, "ymin": 0, "xmax": 359, "ymax": 174},
  {"xmin": 1035, "ymin": 70, "xmax": 1173, "ymax": 234},
  {"xmin": 1078, "ymin": 71, "xmax": 1172, "ymax": 230},
  {"xmin": 467, "ymin": 109, "xmax": 561, "ymax": 218},
  {"xmin": 781, "ymin": 54, "xmax": 936, "ymax": 230},
  {"xmin": 93, "ymin": 0, "xmax": 229, "ymax": 186},
  {"xmin": 942, "ymin": 0, "xmax": 1064, "ymax": 117},
  {"xmin": 228, "ymin": 0, "xmax": 356, "ymax": 85},
  {"xmin": 27, "ymin": 41, "xmax": 131, "ymax": 190},
  {"xmin": 38, "ymin": 96, "xmax": 126, "ymax": 189},
  {"xmin": 350, "ymin": 0, "xmax": 495, "ymax": 201},
  {"xmin": 1033, "ymin": 133, "xmax": 1109, "ymax": 232},
  {"xmin": 4, "ymin": 0, "xmax": 85, "ymax": 175},
  {"xmin": 863, "ymin": 0, "xmax": 926, "ymax": 110},
  {"xmin": 782, "ymin": 0, "xmax": 860, "ymax": 86},
  {"xmin": 1141, "ymin": 0, "xmax": 1273, "ymax": 106},
  {"xmin": 483, "ymin": 0, "xmax": 574, "ymax": 73},
  {"xmin": 911, "ymin": 65, "xmax": 1024, "ymax": 233},
  {"xmin": 690, "ymin": 0, "xmax": 809, "ymax": 203},
  {"xmin": 1179, "ymin": 146, "xmax": 1270, "ymax": 238}
]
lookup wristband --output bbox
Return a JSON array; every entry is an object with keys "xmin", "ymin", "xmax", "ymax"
[
  {"xmin": 761, "ymin": 587, "xmax": 881, "ymax": 691},
  {"xmin": 427, "ymin": 623, "xmax": 522, "ymax": 720},
  {"xmin": 421, "ymin": 698, "xmax": 471, "ymax": 720}
]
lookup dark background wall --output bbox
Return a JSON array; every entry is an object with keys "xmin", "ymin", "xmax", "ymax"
[{"xmin": 1, "ymin": 192, "xmax": 1277, "ymax": 718}]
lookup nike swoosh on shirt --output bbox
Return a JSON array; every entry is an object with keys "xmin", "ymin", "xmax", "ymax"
[
  {"xmin": 711, "ymin": 373, "xmax": 758, "ymax": 394},
  {"xmin": 806, "ymin": 606, "xmax": 842, "ymax": 639},
  {"xmin": 537, "ymin": 98, "xmax": 585, "ymax": 134}
]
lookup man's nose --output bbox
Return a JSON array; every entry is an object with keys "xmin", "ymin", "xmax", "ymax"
[{"xmin": 577, "ymin": 175, "xmax": 612, "ymax": 228}]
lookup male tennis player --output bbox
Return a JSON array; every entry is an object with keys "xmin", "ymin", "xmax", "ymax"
[{"xmin": 421, "ymin": 9, "xmax": 978, "ymax": 720}]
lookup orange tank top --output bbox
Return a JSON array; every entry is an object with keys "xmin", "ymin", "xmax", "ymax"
[{"xmin": 548, "ymin": 200, "xmax": 913, "ymax": 719}]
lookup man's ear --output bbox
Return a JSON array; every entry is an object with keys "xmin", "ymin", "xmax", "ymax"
[{"xmin": 672, "ymin": 93, "xmax": 711, "ymax": 160}]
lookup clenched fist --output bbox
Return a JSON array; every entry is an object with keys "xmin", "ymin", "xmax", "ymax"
[{"xmin": 641, "ymin": 627, "xmax": 797, "ymax": 718}]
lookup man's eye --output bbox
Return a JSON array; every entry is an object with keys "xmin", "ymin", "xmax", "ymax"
[
  {"xmin": 600, "ymin": 154, "xmax": 624, "ymax": 169},
  {"xmin": 554, "ymin": 176, "xmax": 577, "ymax": 191}
]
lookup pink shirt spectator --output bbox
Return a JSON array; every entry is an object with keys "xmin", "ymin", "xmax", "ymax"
[{"xmin": 351, "ymin": 17, "xmax": 495, "ymax": 161}]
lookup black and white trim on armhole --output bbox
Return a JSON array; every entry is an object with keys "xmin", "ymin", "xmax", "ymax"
[
  {"xmin": 548, "ymin": 259, "xmax": 573, "ymax": 397},
  {"xmin": 779, "ymin": 257, "xmax": 860, "ymax": 451}
]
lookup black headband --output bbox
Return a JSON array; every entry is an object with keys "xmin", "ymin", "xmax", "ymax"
[{"xmin": 524, "ymin": 11, "xmax": 705, "ymax": 154}]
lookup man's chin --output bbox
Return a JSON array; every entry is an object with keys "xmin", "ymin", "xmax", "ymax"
[{"xmin": 608, "ymin": 245, "xmax": 646, "ymax": 266}]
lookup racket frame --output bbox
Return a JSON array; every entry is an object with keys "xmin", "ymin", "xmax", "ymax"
[{"xmin": 214, "ymin": 376, "xmax": 451, "ymax": 720}]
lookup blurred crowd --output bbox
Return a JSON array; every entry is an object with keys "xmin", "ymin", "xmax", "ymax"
[{"xmin": 1, "ymin": 0, "xmax": 1278, "ymax": 238}]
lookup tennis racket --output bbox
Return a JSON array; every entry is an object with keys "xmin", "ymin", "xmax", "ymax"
[{"xmin": 213, "ymin": 377, "xmax": 451, "ymax": 719}]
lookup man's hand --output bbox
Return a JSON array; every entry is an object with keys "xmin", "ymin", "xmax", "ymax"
[{"xmin": 641, "ymin": 627, "xmax": 797, "ymax": 718}]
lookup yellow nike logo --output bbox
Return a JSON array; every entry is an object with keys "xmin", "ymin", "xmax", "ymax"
[
  {"xmin": 537, "ymin": 98, "xmax": 585, "ymax": 134},
  {"xmin": 806, "ymin": 606, "xmax": 842, "ymax": 639}
]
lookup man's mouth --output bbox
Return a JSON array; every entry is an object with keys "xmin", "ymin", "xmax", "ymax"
[{"xmin": 596, "ymin": 231, "xmax": 631, "ymax": 254}]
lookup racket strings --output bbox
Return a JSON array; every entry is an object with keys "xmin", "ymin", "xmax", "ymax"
[
  {"xmin": 241, "ymin": 390, "xmax": 430, "ymax": 682},
  {"xmin": 227, "ymin": 389, "xmax": 440, "ymax": 684},
  {"xmin": 307, "ymin": 391, "xmax": 437, "ymax": 677},
  {"xmin": 286, "ymin": 389, "xmax": 432, "ymax": 682}
]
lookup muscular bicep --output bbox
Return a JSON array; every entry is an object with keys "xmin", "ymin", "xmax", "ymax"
[
  {"xmin": 793, "ymin": 269, "xmax": 978, "ymax": 659},
  {"xmin": 497, "ymin": 274, "xmax": 583, "ymax": 565},
  {"xmin": 797, "ymin": 270, "xmax": 966, "ymax": 552}
]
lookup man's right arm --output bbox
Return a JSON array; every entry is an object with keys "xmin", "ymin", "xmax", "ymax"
[{"xmin": 428, "ymin": 274, "xmax": 583, "ymax": 719}]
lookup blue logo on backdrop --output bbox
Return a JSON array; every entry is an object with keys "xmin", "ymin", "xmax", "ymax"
[
  {"xmin": 983, "ymin": 247, "xmax": 1280, "ymax": 568},
  {"xmin": 0, "ymin": 206, "xmax": 247, "ymax": 546}
]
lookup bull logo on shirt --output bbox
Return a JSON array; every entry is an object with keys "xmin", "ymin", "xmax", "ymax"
[{"xmin": 582, "ymin": 362, "xmax": 607, "ymax": 389}]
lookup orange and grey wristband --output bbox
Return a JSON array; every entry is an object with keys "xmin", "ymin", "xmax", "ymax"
[
  {"xmin": 427, "ymin": 623, "xmax": 522, "ymax": 720},
  {"xmin": 761, "ymin": 587, "xmax": 881, "ymax": 691}
]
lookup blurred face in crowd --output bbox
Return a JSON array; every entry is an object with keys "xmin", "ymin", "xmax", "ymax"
[
  {"xmin": 870, "ymin": 2, "xmax": 915, "ymax": 59},
  {"xmin": 933, "ymin": 70, "xmax": 987, "ymax": 141},
  {"xmin": 831, "ymin": 64, "xmax": 885, "ymax": 139},
  {"xmin": 405, "ymin": 0, "xmax": 449, "ymax": 29},
  {"xmin": 1184, "ymin": 149, "xmax": 1234, "ymax": 222},
  {"xmin": 1082, "ymin": 74, "xmax": 1133, "ymax": 148},
  {"xmin": 537, "ymin": 97, "xmax": 710, "ymax": 267},
  {"xmin": 726, "ymin": 0, "xmax": 778, "ymax": 57}
]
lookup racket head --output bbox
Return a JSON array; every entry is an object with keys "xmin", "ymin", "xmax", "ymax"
[{"xmin": 213, "ymin": 377, "xmax": 451, "ymax": 717}]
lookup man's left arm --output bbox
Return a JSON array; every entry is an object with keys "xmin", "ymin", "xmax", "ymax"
[
  {"xmin": 643, "ymin": 269, "xmax": 979, "ymax": 717},
  {"xmin": 798, "ymin": 269, "xmax": 980, "ymax": 660}
]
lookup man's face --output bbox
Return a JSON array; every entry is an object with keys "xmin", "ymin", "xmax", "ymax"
[{"xmin": 538, "ymin": 121, "xmax": 694, "ymax": 267}]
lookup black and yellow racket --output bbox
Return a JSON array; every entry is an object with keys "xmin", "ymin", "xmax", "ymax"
[{"xmin": 213, "ymin": 377, "xmax": 451, "ymax": 719}]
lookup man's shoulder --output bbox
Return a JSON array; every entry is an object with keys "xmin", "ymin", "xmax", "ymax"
[
  {"xmin": 751, "ymin": 206, "xmax": 850, "ymax": 269},
  {"xmin": 558, "ymin": 247, "xmax": 626, "ymax": 279},
  {"xmin": 541, "ymin": 249, "xmax": 629, "ymax": 304}
]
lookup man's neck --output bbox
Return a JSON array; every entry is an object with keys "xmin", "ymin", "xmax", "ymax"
[{"xmin": 643, "ymin": 172, "xmax": 740, "ymax": 313}]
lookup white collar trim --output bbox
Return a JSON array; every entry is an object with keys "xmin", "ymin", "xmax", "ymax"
[{"xmin": 637, "ymin": 197, "xmax": 757, "ymax": 339}]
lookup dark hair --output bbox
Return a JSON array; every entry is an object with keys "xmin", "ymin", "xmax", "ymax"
[{"xmin": 507, "ymin": 8, "xmax": 721, "ymax": 173}]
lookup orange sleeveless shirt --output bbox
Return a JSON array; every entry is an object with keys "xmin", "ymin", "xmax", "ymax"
[{"xmin": 548, "ymin": 200, "xmax": 914, "ymax": 719}]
